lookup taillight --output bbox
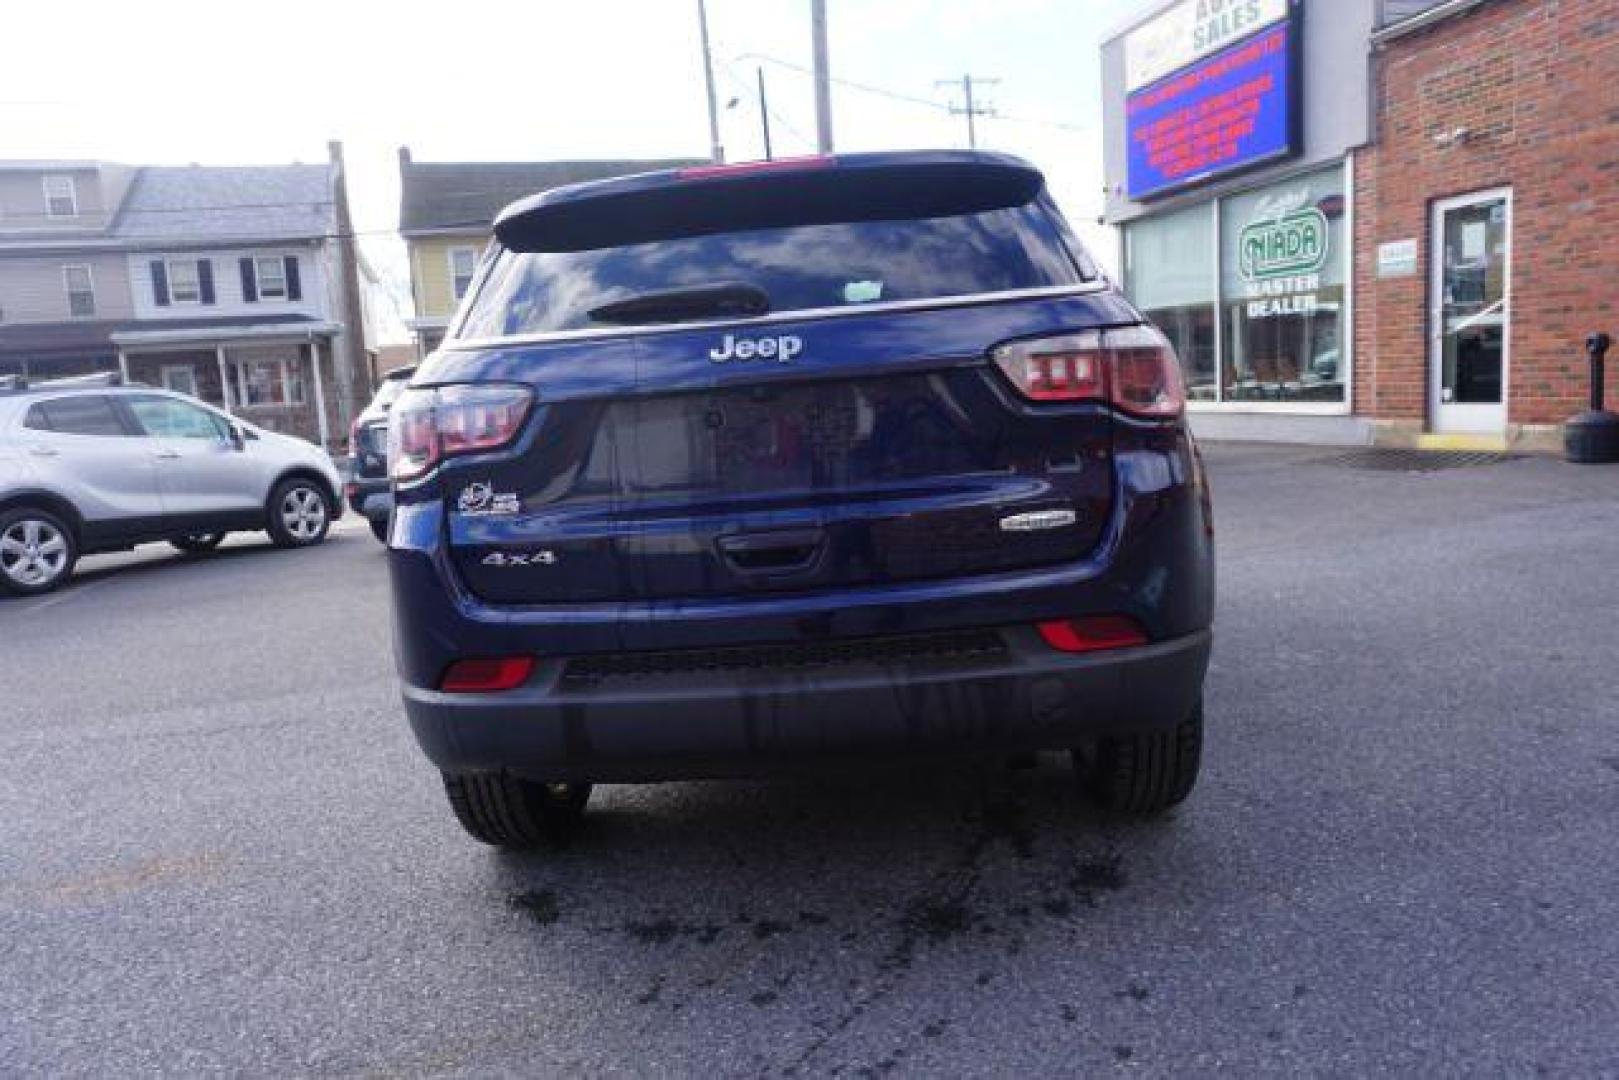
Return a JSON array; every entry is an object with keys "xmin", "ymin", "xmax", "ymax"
[
  {"xmin": 347, "ymin": 417, "xmax": 361, "ymax": 458},
  {"xmin": 992, "ymin": 326, "xmax": 1185, "ymax": 418},
  {"xmin": 439, "ymin": 657, "xmax": 535, "ymax": 693},
  {"xmin": 1036, "ymin": 615, "xmax": 1150, "ymax": 653},
  {"xmin": 387, "ymin": 384, "xmax": 534, "ymax": 482}
]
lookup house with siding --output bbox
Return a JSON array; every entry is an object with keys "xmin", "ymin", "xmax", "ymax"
[
  {"xmin": 396, "ymin": 148, "xmax": 700, "ymax": 355},
  {"xmin": 0, "ymin": 142, "xmax": 376, "ymax": 448}
]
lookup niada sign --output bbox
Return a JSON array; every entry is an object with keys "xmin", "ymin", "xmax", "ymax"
[
  {"xmin": 1240, "ymin": 207, "xmax": 1328, "ymax": 280},
  {"xmin": 1125, "ymin": 0, "xmax": 1292, "ymax": 92},
  {"xmin": 1239, "ymin": 194, "xmax": 1330, "ymax": 319}
]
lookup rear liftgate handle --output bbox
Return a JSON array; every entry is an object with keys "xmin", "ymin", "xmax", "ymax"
[{"xmin": 717, "ymin": 528, "xmax": 827, "ymax": 577}]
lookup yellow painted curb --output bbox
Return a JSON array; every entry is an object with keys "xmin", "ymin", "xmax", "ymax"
[{"xmin": 1415, "ymin": 433, "xmax": 1509, "ymax": 453}]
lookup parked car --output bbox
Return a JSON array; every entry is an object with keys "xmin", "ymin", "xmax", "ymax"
[
  {"xmin": 0, "ymin": 375, "xmax": 343, "ymax": 596},
  {"xmin": 386, "ymin": 151, "xmax": 1215, "ymax": 848},
  {"xmin": 346, "ymin": 365, "xmax": 416, "ymax": 542}
]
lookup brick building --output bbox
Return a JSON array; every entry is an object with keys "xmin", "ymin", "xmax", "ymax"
[{"xmin": 1101, "ymin": 0, "xmax": 1619, "ymax": 449}]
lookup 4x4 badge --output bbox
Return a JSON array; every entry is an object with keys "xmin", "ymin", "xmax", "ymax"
[{"xmin": 483, "ymin": 551, "xmax": 557, "ymax": 567}]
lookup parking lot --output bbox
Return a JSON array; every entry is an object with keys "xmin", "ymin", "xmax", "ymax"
[{"xmin": 3, "ymin": 443, "xmax": 1617, "ymax": 1076}]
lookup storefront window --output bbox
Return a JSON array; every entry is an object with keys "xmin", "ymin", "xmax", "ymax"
[
  {"xmin": 1125, "ymin": 204, "xmax": 1218, "ymax": 401},
  {"xmin": 1218, "ymin": 166, "xmax": 1347, "ymax": 403}
]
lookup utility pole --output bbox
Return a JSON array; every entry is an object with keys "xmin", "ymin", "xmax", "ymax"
[
  {"xmin": 937, "ymin": 73, "xmax": 999, "ymax": 149},
  {"xmin": 811, "ymin": 0, "xmax": 834, "ymax": 153},
  {"xmin": 756, "ymin": 67, "xmax": 774, "ymax": 160},
  {"xmin": 697, "ymin": 0, "xmax": 725, "ymax": 163}
]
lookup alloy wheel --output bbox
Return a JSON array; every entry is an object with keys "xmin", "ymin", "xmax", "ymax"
[
  {"xmin": 279, "ymin": 487, "xmax": 328, "ymax": 541},
  {"xmin": 0, "ymin": 518, "xmax": 70, "ymax": 588}
]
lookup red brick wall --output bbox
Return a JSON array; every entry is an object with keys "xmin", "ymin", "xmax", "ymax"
[{"xmin": 1354, "ymin": 0, "xmax": 1619, "ymax": 428}]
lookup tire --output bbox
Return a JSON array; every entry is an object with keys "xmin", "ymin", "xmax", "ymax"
[
  {"xmin": 441, "ymin": 771, "xmax": 593, "ymax": 849},
  {"xmin": 368, "ymin": 516, "xmax": 389, "ymax": 543},
  {"xmin": 266, "ymin": 478, "xmax": 332, "ymax": 549},
  {"xmin": 171, "ymin": 533, "xmax": 227, "ymax": 554},
  {"xmin": 0, "ymin": 506, "xmax": 78, "ymax": 597},
  {"xmin": 1073, "ymin": 698, "xmax": 1203, "ymax": 815}
]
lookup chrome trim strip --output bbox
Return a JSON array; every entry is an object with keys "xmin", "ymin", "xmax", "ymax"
[
  {"xmin": 1000, "ymin": 509, "xmax": 1079, "ymax": 533},
  {"xmin": 438, "ymin": 282, "xmax": 1113, "ymax": 352}
]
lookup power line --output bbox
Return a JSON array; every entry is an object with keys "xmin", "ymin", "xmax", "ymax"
[
  {"xmin": 740, "ymin": 52, "xmax": 949, "ymax": 113},
  {"xmin": 734, "ymin": 51, "xmax": 1097, "ymax": 136}
]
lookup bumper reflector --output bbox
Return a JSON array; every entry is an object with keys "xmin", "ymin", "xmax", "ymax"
[
  {"xmin": 1036, "ymin": 616, "xmax": 1149, "ymax": 654},
  {"xmin": 439, "ymin": 657, "xmax": 535, "ymax": 693}
]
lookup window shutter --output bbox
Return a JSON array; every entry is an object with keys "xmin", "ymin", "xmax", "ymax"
[
  {"xmin": 151, "ymin": 260, "xmax": 170, "ymax": 306},
  {"xmin": 284, "ymin": 256, "xmax": 302, "ymax": 301},
  {"xmin": 198, "ymin": 259, "xmax": 216, "ymax": 305},
  {"xmin": 240, "ymin": 258, "xmax": 258, "ymax": 302}
]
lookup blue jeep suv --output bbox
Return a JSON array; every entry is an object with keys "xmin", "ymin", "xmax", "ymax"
[{"xmin": 386, "ymin": 152, "xmax": 1215, "ymax": 848}]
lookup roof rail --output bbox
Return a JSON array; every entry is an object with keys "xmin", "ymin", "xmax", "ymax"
[{"xmin": 34, "ymin": 371, "xmax": 125, "ymax": 388}]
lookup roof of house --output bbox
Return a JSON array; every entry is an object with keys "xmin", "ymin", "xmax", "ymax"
[
  {"xmin": 398, "ymin": 157, "xmax": 704, "ymax": 234},
  {"xmin": 112, "ymin": 165, "xmax": 334, "ymax": 245}
]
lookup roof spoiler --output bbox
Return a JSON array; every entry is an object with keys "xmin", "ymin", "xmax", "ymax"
[{"xmin": 493, "ymin": 151, "xmax": 1046, "ymax": 254}]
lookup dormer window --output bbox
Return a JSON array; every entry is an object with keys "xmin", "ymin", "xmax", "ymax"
[{"xmin": 43, "ymin": 176, "xmax": 78, "ymax": 218}]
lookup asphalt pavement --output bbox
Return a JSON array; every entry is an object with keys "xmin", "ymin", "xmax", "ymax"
[{"xmin": 3, "ymin": 444, "xmax": 1618, "ymax": 1076}]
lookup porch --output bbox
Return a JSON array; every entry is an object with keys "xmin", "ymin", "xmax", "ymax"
[{"xmin": 110, "ymin": 322, "xmax": 343, "ymax": 450}]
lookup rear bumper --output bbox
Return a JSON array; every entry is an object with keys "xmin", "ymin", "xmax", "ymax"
[
  {"xmin": 391, "ymin": 424, "xmax": 1216, "ymax": 780},
  {"xmin": 403, "ymin": 628, "xmax": 1209, "ymax": 782}
]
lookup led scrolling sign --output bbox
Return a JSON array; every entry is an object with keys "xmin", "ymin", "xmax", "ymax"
[{"xmin": 1124, "ymin": 0, "xmax": 1302, "ymax": 201}]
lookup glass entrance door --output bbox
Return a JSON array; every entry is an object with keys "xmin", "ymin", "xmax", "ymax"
[{"xmin": 1430, "ymin": 190, "xmax": 1511, "ymax": 434}]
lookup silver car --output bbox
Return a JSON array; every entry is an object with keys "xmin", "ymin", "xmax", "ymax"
[{"xmin": 0, "ymin": 377, "xmax": 343, "ymax": 596}]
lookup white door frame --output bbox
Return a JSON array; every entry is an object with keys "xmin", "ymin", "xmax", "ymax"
[
  {"xmin": 1429, "ymin": 187, "xmax": 1512, "ymax": 434},
  {"xmin": 160, "ymin": 363, "xmax": 198, "ymax": 398}
]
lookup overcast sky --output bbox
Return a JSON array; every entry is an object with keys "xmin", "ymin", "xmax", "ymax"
[{"xmin": 1, "ymin": 0, "xmax": 1152, "ymax": 342}]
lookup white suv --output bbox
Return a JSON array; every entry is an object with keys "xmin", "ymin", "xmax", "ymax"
[{"xmin": 0, "ymin": 377, "xmax": 343, "ymax": 596}]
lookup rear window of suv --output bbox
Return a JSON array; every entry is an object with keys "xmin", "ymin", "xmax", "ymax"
[{"xmin": 455, "ymin": 202, "xmax": 1090, "ymax": 340}]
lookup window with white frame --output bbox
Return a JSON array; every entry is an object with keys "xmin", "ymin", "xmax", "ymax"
[
  {"xmin": 63, "ymin": 266, "xmax": 95, "ymax": 318},
  {"xmin": 231, "ymin": 357, "xmax": 305, "ymax": 408},
  {"xmin": 449, "ymin": 246, "xmax": 478, "ymax": 301},
  {"xmin": 167, "ymin": 259, "xmax": 202, "ymax": 304},
  {"xmin": 256, "ymin": 256, "xmax": 288, "ymax": 299},
  {"xmin": 43, "ymin": 176, "xmax": 78, "ymax": 218}
]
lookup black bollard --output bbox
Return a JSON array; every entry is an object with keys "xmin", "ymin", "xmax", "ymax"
[{"xmin": 1565, "ymin": 332, "xmax": 1619, "ymax": 464}]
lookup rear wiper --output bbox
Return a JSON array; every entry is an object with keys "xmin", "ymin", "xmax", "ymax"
[{"xmin": 586, "ymin": 283, "xmax": 770, "ymax": 325}]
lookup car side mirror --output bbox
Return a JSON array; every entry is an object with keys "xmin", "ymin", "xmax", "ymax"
[{"xmin": 229, "ymin": 423, "xmax": 248, "ymax": 450}]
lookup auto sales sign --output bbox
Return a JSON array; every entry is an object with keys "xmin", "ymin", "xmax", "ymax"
[{"xmin": 1125, "ymin": 0, "xmax": 1301, "ymax": 200}]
